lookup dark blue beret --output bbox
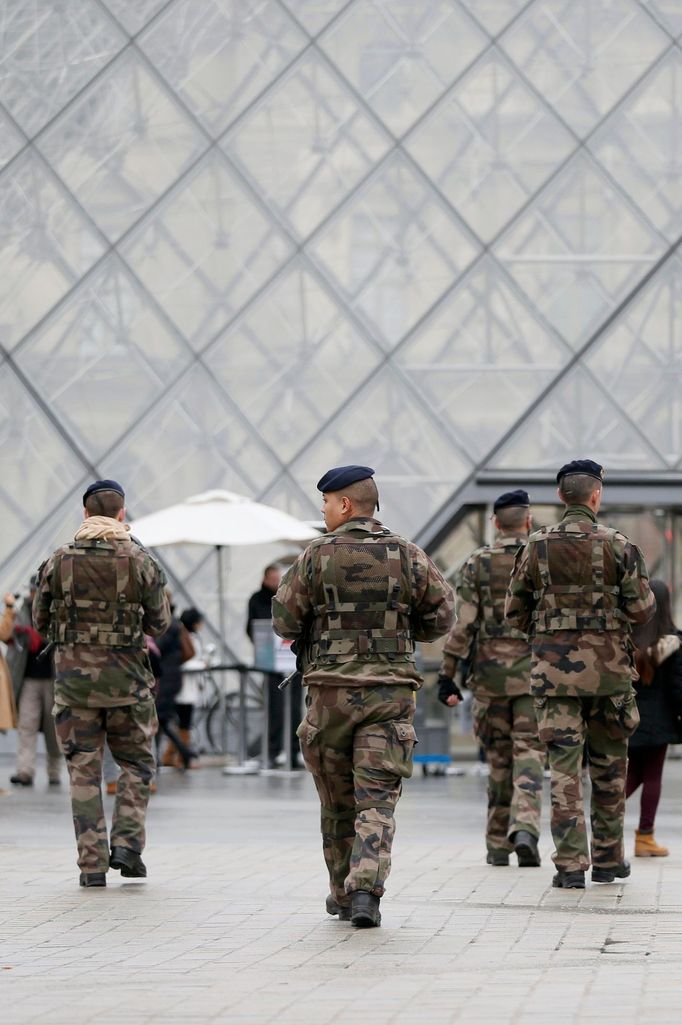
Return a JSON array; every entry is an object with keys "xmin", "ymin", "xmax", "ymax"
[
  {"xmin": 493, "ymin": 489, "xmax": 530, "ymax": 514},
  {"xmin": 317, "ymin": 465, "xmax": 375, "ymax": 493},
  {"xmin": 82, "ymin": 479, "xmax": 125, "ymax": 505},
  {"xmin": 556, "ymin": 460, "xmax": 604, "ymax": 484}
]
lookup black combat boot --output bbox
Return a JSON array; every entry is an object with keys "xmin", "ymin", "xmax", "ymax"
[
  {"xmin": 110, "ymin": 846, "xmax": 147, "ymax": 878},
  {"xmin": 512, "ymin": 830, "xmax": 541, "ymax": 867},
  {"xmin": 592, "ymin": 860, "xmax": 631, "ymax": 883},
  {"xmin": 486, "ymin": 849, "xmax": 510, "ymax": 866},
  {"xmin": 325, "ymin": 895, "xmax": 351, "ymax": 921},
  {"xmin": 350, "ymin": 891, "xmax": 381, "ymax": 928},
  {"xmin": 552, "ymin": 868, "xmax": 586, "ymax": 889},
  {"xmin": 79, "ymin": 872, "xmax": 106, "ymax": 887}
]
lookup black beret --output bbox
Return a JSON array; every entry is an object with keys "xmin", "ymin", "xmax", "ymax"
[
  {"xmin": 493, "ymin": 489, "xmax": 530, "ymax": 514},
  {"xmin": 556, "ymin": 460, "xmax": 604, "ymax": 484},
  {"xmin": 82, "ymin": 479, "xmax": 125, "ymax": 505},
  {"xmin": 316, "ymin": 465, "xmax": 375, "ymax": 494}
]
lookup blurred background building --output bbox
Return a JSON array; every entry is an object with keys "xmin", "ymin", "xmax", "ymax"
[{"xmin": 1, "ymin": 0, "xmax": 681, "ymax": 654}]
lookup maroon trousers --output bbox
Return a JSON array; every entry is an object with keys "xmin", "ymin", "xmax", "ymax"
[{"xmin": 626, "ymin": 744, "xmax": 668, "ymax": 832}]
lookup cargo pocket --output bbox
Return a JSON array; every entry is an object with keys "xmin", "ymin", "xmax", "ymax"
[
  {"xmin": 472, "ymin": 698, "xmax": 493, "ymax": 747},
  {"xmin": 533, "ymin": 695, "xmax": 554, "ymax": 745},
  {"xmin": 296, "ymin": 716, "xmax": 322, "ymax": 773},
  {"xmin": 391, "ymin": 721, "xmax": 417, "ymax": 779},
  {"xmin": 603, "ymin": 691, "xmax": 640, "ymax": 740}
]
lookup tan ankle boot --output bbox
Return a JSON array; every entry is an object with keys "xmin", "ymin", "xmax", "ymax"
[
  {"xmin": 635, "ymin": 830, "xmax": 669, "ymax": 857},
  {"xmin": 160, "ymin": 740, "xmax": 177, "ymax": 767},
  {"xmin": 175, "ymin": 729, "xmax": 199, "ymax": 769}
]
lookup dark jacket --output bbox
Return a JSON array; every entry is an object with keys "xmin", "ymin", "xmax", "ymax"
[
  {"xmin": 630, "ymin": 634, "xmax": 682, "ymax": 748},
  {"xmin": 246, "ymin": 585, "xmax": 276, "ymax": 641},
  {"xmin": 156, "ymin": 619, "xmax": 183, "ymax": 716}
]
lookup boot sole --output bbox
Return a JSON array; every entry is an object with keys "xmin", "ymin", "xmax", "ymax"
[
  {"xmin": 351, "ymin": 913, "xmax": 381, "ymax": 928},
  {"xmin": 515, "ymin": 842, "xmax": 541, "ymax": 868},
  {"xmin": 635, "ymin": 851, "xmax": 668, "ymax": 857},
  {"xmin": 110, "ymin": 854, "xmax": 146, "ymax": 878}
]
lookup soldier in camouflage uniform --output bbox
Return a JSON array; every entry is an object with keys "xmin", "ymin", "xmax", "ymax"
[
  {"xmin": 438, "ymin": 490, "xmax": 545, "ymax": 868},
  {"xmin": 272, "ymin": 465, "xmax": 454, "ymax": 928},
  {"xmin": 505, "ymin": 460, "xmax": 655, "ymax": 888},
  {"xmin": 33, "ymin": 480, "xmax": 170, "ymax": 888}
]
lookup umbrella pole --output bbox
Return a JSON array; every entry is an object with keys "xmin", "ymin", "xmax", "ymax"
[{"xmin": 216, "ymin": 545, "xmax": 228, "ymax": 755}]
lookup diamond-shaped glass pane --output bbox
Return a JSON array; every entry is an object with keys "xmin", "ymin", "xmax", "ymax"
[
  {"xmin": 0, "ymin": 364, "xmax": 87, "ymax": 565},
  {"xmin": 589, "ymin": 52, "xmax": 682, "ymax": 244},
  {"xmin": 0, "ymin": 151, "xmax": 105, "ymax": 351},
  {"xmin": 121, "ymin": 152, "xmax": 294, "ymax": 350},
  {"xmin": 494, "ymin": 154, "xmax": 664, "ymax": 348},
  {"xmin": 640, "ymin": 0, "xmax": 682, "ymax": 39},
  {"xmin": 310, "ymin": 154, "xmax": 480, "ymax": 349},
  {"xmin": 223, "ymin": 51, "xmax": 391, "ymax": 238},
  {"xmin": 395, "ymin": 258, "xmax": 568, "ymax": 461},
  {"xmin": 38, "ymin": 50, "xmax": 208, "ymax": 243},
  {"xmin": 14, "ymin": 257, "xmax": 192, "ymax": 461},
  {"xmin": 260, "ymin": 473, "xmax": 321, "ymax": 522},
  {"xmin": 406, "ymin": 51, "xmax": 575, "ymax": 242},
  {"xmin": 139, "ymin": 0, "xmax": 307, "ymax": 138},
  {"xmin": 0, "ymin": 109, "xmax": 25, "ymax": 171},
  {"xmin": 0, "ymin": 1, "xmax": 126, "ymax": 138},
  {"xmin": 489, "ymin": 366, "xmax": 666, "ymax": 472},
  {"xmin": 108, "ymin": 364, "xmax": 281, "ymax": 512},
  {"xmin": 101, "ymin": 0, "xmax": 169, "ymax": 36},
  {"xmin": 203, "ymin": 262, "xmax": 380, "ymax": 461},
  {"xmin": 459, "ymin": 0, "xmax": 530, "ymax": 38},
  {"xmin": 585, "ymin": 257, "xmax": 682, "ymax": 467},
  {"xmin": 280, "ymin": 0, "xmax": 350, "ymax": 36},
  {"xmin": 320, "ymin": 0, "xmax": 487, "ymax": 136},
  {"xmin": 501, "ymin": 0, "xmax": 669, "ymax": 137},
  {"xmin": 289, "ymin": 368, "xmax": 471, "ymax": 538}
]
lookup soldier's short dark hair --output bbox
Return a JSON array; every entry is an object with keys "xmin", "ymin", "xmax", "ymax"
[
  {"xmin": 558, "ymin": 473, "xmax": 601, "ymax": 505},
  {"xmin": 495, "ymin": 505, "xmax": 529, "ymax": 530},
  {"xmin": 344, "ymin": 477, "xmax": 379, "ymax": 515},
  {"xmin": 85, "ymin": 489, "xmax": 125, "ymax": 518}
]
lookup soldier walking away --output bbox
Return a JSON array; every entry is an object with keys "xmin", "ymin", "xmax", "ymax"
[
  {"xmin": 438, "ymin": 490, "xmax": 545, "ymax": 869},
  {"xmin": 273, "ymin": 465, "xmax": 454, "ymax": 928},
  {"xmin": 506, "ymin": 461, "xmax": 655, "ymax": 889},
  {"xmin": 33, "ymin": 480, "xmax": 170, "ymax": 888}
]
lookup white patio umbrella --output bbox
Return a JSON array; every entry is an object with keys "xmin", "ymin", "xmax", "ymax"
[{"xmin": 128, "ymin": 489, "xmax": 318, "ymax": 653}]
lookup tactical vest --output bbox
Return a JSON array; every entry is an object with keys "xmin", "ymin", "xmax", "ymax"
[
  {"xmin": 308, "ymin": 531, "xmax": 415, "ymax": 664},
  {"xmin": 475, "ymin": 542, "xmax": 528, "ymax": 641},
  {"xmin": 530, "ymin": 522, "xmax": 626, "ymax": 633},
  {"xmin": 49, "ymin": 540, "xmax": 145, "ymax": 648}
]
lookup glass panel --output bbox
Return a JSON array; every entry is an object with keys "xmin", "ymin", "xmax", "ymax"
[
  {"xmin": 494, "ymin": 153, "xmax": 664, "ymax": 348},
  {"xmin": 101, "ymin": 0, "xmax": 169, "ymax": 36},
  {"xmin": 429, "ymin": 507, "xmax": 486, "ymax": 581},
  {"xmin": 0, "ymin": 0, "xmax": 126, "ymax": 137},
  {"xmin": 203, "ymin": 261, "xmax": 380, "ymax": 461},
  {"xmin": 406, "ymin": 51, "xmax": 575, "ymax": 242},
  {"xmin": 0, "ymin": 150, "xmax": 105, "ymax": 351},
  {"xmin": 223, "ymin": 51, "xmax": 391, "ymax": 238},
  {"xmin": 138, "ymin": 0, "xmax": 307, "ymax": 137},
  {"xmin": 14, "ymin": 256, "xmax": 192, "ymax": 461},
  {"xmin": 310, "ymin": 153, "xmax": 480, "ymax": 349},
  {"xmin": 501, "ymin": 0, "xmax": 669, "ymax": 137},
  {"xmin": 488, "ymin": 366, "xmax": 667, "ymax": 472},
  {"xmin": 289, "ymin": 367, "xmax": 471, "ymax": 538},
  {"xmin": 259, "ymin": 473, "xmax": 322, "ymax": 522},
  {"xmin": 458, "ymin": 0, "xmax": 530, "ymax": 37},
  {"xmin": 0, "ymin": 364, "xmax": 87, "ymax": 569},
  {"xmin": 107, "ymin": 364, "xmax": 281, "ymax": 513},
  {"xmin": 395, "ymin": 257, "xmax": 568, "ymax": 461},
  {"xmin": 0, "ymin": 109, "xmax": 25, "ymax": 171},
  {"xmin": 319, "ymin": 0, "xmax": 487, "ymax": 136},
  {"xmin": 640, "ymin": 0, "xmax": 682, "ymax": 39},
  {"xmin": 121, "ymin": 152, "xmax": 294, "ymax": 350},
  {"xmin": 280, "ymin": 0, "xmax": 350, "ymax": 36},
  {"xmin": 589, "ymin": 52, "xmax": 682, "ymax": 244},
  {"xmin": 38, "ymin": 50, "xmax": 208, "ymax": 244},
  {"xmin": 585, "ymin": 256, "xmax": 682, "ymax": 468}
]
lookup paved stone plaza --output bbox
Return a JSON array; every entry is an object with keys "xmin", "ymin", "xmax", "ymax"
[{"xmin": 3, "ymin": 754, "xmax": 682, "ymax": 1025}]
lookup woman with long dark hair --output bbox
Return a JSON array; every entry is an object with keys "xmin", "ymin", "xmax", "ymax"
[{"xmin": 628, "ymin": 579, "xmax": 682, "ymax": 856}]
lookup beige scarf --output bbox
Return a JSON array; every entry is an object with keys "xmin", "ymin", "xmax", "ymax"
[{"xmin": 74, "ymin": 516, "xmax": 131, "ymax": 542}]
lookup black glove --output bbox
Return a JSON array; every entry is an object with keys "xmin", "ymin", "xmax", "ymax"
[{"xmin": 437, "ymin": 674, "xmax": 463, "ymax": 706}]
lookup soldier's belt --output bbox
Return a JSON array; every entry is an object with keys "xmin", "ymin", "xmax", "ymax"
[{"xmin": 532, "ymin": 609, "xmax": 625, "ymax": 632}]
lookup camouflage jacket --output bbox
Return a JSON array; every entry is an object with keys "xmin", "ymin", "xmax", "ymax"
[
  {"xmin": 272, "ymin": 516, "xmax": 454, "ymax": 688},
  {"xmin": 505, "ymin": 505, "xmax": 655, "ymax": 698},
  {"xmin": 33, "ymin": 522, "xmax": 171, "ymax": 708},
  {"xmin": 441, "ymin": 534, "xmax": 531, "ymax": 699}
]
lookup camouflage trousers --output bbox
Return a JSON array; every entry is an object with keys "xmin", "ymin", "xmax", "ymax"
[
  {"xmin": 473, "ymin": 693, "xmax": 545, "ymax": 853},
  {"xmin": 297, "ymin": 685, "xmax": 416, "ymax": 905},
  {"xmin": 54, "ymin": 699, "xmax": 158, "ymax": 875},
  {"xmin": 534, "ymin": 692, "xmax": 639, "ymax": 871}
]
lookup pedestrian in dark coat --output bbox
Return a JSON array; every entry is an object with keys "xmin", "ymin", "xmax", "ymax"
[{"xmin": 627, "ymin": 579, "xmax": 682, "ymax": 857}]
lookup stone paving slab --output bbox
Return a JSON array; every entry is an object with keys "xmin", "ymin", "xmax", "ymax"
[{"xmin": 2, "ymin": 757, "xmax": 682, "ymax": 1023}]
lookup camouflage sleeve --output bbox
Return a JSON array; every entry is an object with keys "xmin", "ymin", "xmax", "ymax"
[
  {"xmin": 139, "ymin": 554, "xmax": 172, "ymax": 637},
  {"xmin": 439, "ymin": 556, "xmax": 479, "ymax": 678},
  {"xmin": 504, "ymin": 543, "xmax": 533, "ymax": 635},
  {"xmin": 32, "ymin": 557, "xmax": 53, "ymax": 635},
  {"xmin": 618, "ymin": 540, "xmax": 656, "ymax": 626},
  {"xmin": 272, "ymin": 551, "xmax": 313, "ymax": 641},
  {"xmin": 408, "ymin": 545, "xmax": 455, "ymax": 643}
]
